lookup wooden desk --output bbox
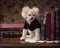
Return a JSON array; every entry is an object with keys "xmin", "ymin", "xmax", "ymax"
[{"xmin": 0, "ymin": 38, "xmax": 60, "ymax": 46}]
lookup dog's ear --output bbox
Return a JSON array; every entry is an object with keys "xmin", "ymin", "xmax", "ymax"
[
  {"xmin": 32, "ymin": 7, "xmax": 40, "ymax": 16},
  {"xmin": 21, "ymin": 6, "xmax": 30, "ymax": 18},
  {"xmin": 32, "ymin": 7, "xmax": 40, "ymax": 22}
]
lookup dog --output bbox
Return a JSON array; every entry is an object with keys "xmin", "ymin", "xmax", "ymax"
[{"xmin": 20, "ymin": 6, "xmax": 40, "ymax": 41}]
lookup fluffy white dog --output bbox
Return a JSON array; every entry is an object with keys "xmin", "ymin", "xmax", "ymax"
[{"xmin": 20, "ymin": 6, "xmax": 40, "ymax": 41}]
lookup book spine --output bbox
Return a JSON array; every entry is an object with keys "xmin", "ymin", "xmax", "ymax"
[
  {"xmin": 40, "ymin": 13, "xmax": 46, "ymax": 41},
  {"xmin": 46, "ymin": 12, "xmax": 51, "ymax": 41},
  {"xmin": 0, "ymin": 32, "xmax": 1, "ymax": 42},
  {"xmin": 51, "ymin": 11, "xmax": 55, "ymax": 41},
  {"xmin": 55, "ymin": 7, "xmax": 60, "ymax": 42}
]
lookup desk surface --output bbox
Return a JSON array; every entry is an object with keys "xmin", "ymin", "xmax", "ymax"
[{"xmin": 0, "ymin": 38, "xmax": 60, "ymax": 46}]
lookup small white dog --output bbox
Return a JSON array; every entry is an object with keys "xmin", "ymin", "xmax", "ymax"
[{"xmin": 20, "ymin": 6, "xmax": 40, "ymax": 41}]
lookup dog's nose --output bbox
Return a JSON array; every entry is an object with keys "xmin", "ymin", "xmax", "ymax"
[{"xmin": 31, "ymin": 18, "xmax": 33, "ymax": 20}]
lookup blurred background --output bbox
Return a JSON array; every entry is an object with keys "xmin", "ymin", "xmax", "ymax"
[{"xmin": 0, "ymin": 0, "xmax": 60, "ymax": 23}]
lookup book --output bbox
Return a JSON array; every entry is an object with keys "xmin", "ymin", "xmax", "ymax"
[
  {"xmin": 3, "ymin": 30, "xmax": 22, "ymax": 38},
  {"xmin": 40, "ymin": 13, "xmax": 46, "ymax": 41},
  {"xmin": 55, "ymin": 7, "xmax": 60, "ymax": 43},
  {"xmin": 46, "ymin": 12, "xmax": 51, "ymax": 42},
  {"xmin": 46, "ymin": 10, "xmax": 55, "ymax": 43},
  {"xmin": 0, "ymin": 32, "xmax": 1, "ymax": 41},
  {"xmin": 50, "ymin": 10, "xmax": 55, "ymax": 41}
]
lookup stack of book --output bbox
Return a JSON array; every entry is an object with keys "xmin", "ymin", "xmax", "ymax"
[{"xmin": 40, "ymin": 7, "xmax": 60, "ymax": 43}]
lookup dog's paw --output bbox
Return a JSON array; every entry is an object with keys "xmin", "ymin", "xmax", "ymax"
[
  {"xmin": 33, "ymin": 37, "xmax": 40, "ymax": 41},
  {"xmin": 20, "ymin": 37, "xmax": 25, "ymax": 41}
]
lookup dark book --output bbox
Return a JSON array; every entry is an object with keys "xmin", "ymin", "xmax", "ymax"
[
  {"xmin": 46, "ymin": 12, "xmax": 51, "ymax": 41},
  {"xmin": 0, "ymin": 32, "xmax": 1, "ymax": 41},
  {"xmin": 51, "ymin": 10, "xmax": 55, "ymax": 41},
  {"xmin": 55, "ymin": 7, "xmax": 60, "ymax": 43},
  {"xmin": 46, "ymin": 11, "xmax": 55, "ymax": 43},
  {"xmin": 40, "ymin": 13, "xmax": 46, "ymax": 41},
  {"xmin": 3, "ymin": 30, "xmax": 22, "ymax": 38}
]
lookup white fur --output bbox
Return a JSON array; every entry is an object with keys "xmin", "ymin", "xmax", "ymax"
[
  {"xmin": 20, "ymin": 6, "xmax": 40, "ymax": 41},
  {"xmin": 33, "ymin": 28, "xmax": 40, "ymax": 41},
  {"xmin": 21, "ymin": 6, "xmax": 40, "ymax": 23},
  {"xmin": 21, "ymin": 6, "xmax": 30, "ymax": 18},
  {"xmin": 20, "ymin": 29, "xmax": 27, "ymax": 40},
  {"xmin": 28, "ymin": 29, "xmax": 35, "ymax": 38},
  {"xmin": 20, "ymin": 28, "xmax": 40, "ymax": 41}
]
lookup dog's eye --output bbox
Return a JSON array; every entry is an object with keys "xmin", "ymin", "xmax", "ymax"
[
  {"xmin": 29, "ymin": 14, "xmax": 31, "ymax": 16},
  {"xmin": 33, "ymin": 15, "xmax": 35, "ymax": 16}
]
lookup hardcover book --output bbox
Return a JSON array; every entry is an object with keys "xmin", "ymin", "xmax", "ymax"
[
  {"xmin": 40, "ymin": 13, "xmax": 46, "ymax": 41},
  {"xmin": 55, "ymin": 7, "xmax": 60, "ymax": 43},
  {"xmin": 51, "ymin": 10, "xmax": 55, "ymax": 41},
  {"xmin": 46, "ymin": 12, "xmax": 51, "ymax": 41},
  {"xmin": 46, "ymin": 10, "xmax": 55, "ymax": 43}
]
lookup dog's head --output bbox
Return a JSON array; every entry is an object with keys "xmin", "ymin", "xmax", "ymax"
[{"xmin": 21, "ymin": 6, "xmax": 40, "ymax": 23}]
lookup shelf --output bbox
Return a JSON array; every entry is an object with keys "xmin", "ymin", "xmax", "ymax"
[{"xmin": 0, "ymin": 38, "xmax": 60, "ymax": 46}]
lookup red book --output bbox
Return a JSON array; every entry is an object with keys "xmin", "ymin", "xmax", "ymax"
[
  {"xmin": 46, "ymin": 12, "xmax": 51, "ymax": 41},
  {"xmin": 46, "ymin": 11, "xmax": 55, "ymax": 43},
  {"xmin": 51, "ymin": 11, "xmax": 55, "ymax": 41}
]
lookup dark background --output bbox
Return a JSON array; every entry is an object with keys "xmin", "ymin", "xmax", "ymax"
[{"xmin": 0, "ymin": 0, "xmax": 60, "ymax": 23}]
